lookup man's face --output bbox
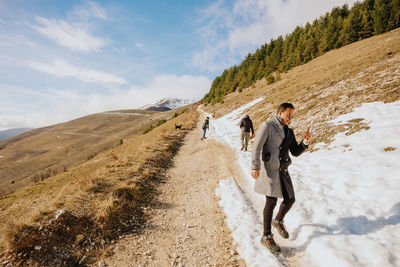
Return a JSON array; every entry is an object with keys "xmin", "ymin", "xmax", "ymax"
[{"xmin": 279, "ymin": 108, "xmax": 294, "ymax": 126}]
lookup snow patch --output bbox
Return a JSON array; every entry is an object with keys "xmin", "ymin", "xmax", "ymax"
[
  {"xmin": 212, "ymin": 100, "xmax": 400, "ymax": 267},
  {"xmin": 216, "ymin": 177, "xmax": 281, "ymax": 267}
]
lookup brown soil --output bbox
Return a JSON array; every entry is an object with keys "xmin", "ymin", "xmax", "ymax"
[{"xmin": 99, "ymin": 113, "xmax": 246, "ymax": 267}]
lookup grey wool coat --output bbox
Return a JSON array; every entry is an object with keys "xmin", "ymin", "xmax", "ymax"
[{"xmin": 251, "ymin": 115, "xmax": 307, "ymax": 198}]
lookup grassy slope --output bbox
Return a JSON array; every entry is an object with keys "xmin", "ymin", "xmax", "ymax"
[
  {"xmin": 204, "ymin": 28, "xmax": 400, "ymax": 148},
  {"xmin": 0, "ymin": 104, "xmax": 198, "ymax": 265},
  {"xmin": 0, "ymin": 108, "xmax": 186, "ymax": 195}
]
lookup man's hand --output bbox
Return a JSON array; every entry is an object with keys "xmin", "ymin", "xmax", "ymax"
[
  {"xmin": 251, "ymin": 170, "xmax": 260, "ymax": 179},
  {"xmin": 250, "ymin": 134, "xmax": 255, "ymax": 139},
  {"xmin": 303, "ymin": 126, "xmax": 312, "ymax": 145}
]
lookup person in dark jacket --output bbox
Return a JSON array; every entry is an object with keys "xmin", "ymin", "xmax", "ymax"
[
  {"xmin": 239, "ymin": 114, "xmax": 254, "ymax": 151},
  {"xmin": 202, "ymin": 117, "xmax": 210, "ymax": 139},
  {"xmin": 251, "ymin": 103, "xmax": 312, "ymax": 253}
]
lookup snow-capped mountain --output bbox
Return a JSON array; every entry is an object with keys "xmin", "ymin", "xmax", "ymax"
[{"xmin": 140, "ymin": 98, "xmax": 196, "ymax": 111}]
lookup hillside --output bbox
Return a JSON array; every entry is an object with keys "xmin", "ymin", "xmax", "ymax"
[
  {"xmin": 203, "ymin": 28, "xmax": 399, "ymax": 146},
  {"xmin": 0, "ymin": 104, "xmax": 198, "ymax": 266},
  {"xmin": 0, "ymin": 108, "xmax": 185, "ymax": 195},
  {"xmin": 200, "ymin": 28, "xmax": 400, "ymax": 266}
]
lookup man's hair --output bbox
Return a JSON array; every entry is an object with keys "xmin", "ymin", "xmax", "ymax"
[
  {"xmin": 206, "ymin": 116, "xmax": 209, "ymax": 119},
  {"xmin": 277, "ymin": 103, "xmax": 294, "ymax": 114}
]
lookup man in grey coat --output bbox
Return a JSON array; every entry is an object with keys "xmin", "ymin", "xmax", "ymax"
[{"xmin": 251, "ymin": 103, "xmax": 312, "ymax": 253}]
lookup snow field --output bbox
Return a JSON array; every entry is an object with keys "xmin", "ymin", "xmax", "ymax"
[{"xmin": 208, "ymin": 99, "xmax": 400, "ymax": 267}]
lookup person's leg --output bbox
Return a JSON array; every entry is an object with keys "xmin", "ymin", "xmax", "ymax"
[
  {"xmin": 261, "ymin": 196, "xmax": 281, "ymax": 252},
  {"xmin": 203, "ymin": 128, "xmax": 206, "ymax": 138},
  {"xmin": 244, "ymin": 132, "xmax": 250, "ymax": 150},
  {"xmin": 240, "ymin": 131, "xmax": 245, "ymax": 147},
  {"xmin": 263, "ymin": 196, "xmax": 277, "ymax": 235},
  {"xmin": 275, "ymin": 180, "xmax": 295, "ymax": 221},
  {"xmin": 273, "ymin": 180, "xmax": 295, "ymax": 239}
]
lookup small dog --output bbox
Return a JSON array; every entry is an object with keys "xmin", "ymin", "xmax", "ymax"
[{"xmin": 175, "ymin": 123, "xmax": 182, "ymax": 130}]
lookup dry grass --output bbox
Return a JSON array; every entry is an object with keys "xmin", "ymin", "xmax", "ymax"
[
  {"xmin": 0, "ymin": 105, "xmax": 199, "ymax": 266},
  {"xmin": 203, "ymin": 28, "xmax": 400, "ymax": 148},
  {"xmin": 0, "ymin": 108, "xmax": 188, "ymax": 195},
  {"xmin": 384, "ymin": 147, "xmax": 396, "ymax": 152}
]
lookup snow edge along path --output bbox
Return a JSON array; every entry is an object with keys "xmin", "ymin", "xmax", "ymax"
[
  {"xmin": 216, "ymin": 177, "xmax": 282, "ymax": 267},
  {"xmin": 205, "ymin": 98, "xmax": 292, "ymax": 266}
]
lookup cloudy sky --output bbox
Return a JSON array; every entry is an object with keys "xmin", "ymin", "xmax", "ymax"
[{"xmin": 0, "ymin": 0, "xmax": 358, "ymax": 130}]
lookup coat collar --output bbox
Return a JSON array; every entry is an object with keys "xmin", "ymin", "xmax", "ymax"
[{"xmin": 271, "ymin": 115, "xmax": 285, "ymax": 139}]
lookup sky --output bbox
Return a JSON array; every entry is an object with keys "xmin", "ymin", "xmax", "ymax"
[{"xmin": 0, "ymin": 0, "xmax": 359, "ymax": 130}]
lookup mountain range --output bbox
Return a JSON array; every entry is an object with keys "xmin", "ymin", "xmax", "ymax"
[{"xmin": 140, "ymin": 98, "xmax": 196, "ymax": 111}]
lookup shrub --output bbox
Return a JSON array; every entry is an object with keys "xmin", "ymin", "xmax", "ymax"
[{"xmin": 266, "ymin": 74, "xmax": 275, "ymax": 85}]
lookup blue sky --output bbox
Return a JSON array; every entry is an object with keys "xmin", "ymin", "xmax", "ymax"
[{"xmin": 0, "ymin": 0, "xmax": 358, "ymax": 130}]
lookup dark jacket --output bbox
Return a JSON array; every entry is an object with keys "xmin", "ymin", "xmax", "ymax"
[
  {"xmin": 202, "ymin": 119, "xmax": 209, "ymax": 130},
  {"xmin": 239, "ymin": 116, "xmax": 254, "ymax": 134},
  {"xmin": 278, "ymin": 125, "xmax": 308, "ymax": 198}
]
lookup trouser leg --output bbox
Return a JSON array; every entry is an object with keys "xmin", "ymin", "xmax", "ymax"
[
  {"xmin": 263, "ymin": 196, "xmax": 277, "ymax": 235},
  {"xmin": 241, "ymin": 131, "xmax": 245, "ymax": 146},
  {"xmin": 203, "ymin": 128, "xmax": 206, "ymax": 138},
  {"xmin": 244, "ymin": 132, "xmax": 250, "ymax": 147},
  {"xmin": 275, "ymin": 179, "xmax": 295, "ymax": 221}
]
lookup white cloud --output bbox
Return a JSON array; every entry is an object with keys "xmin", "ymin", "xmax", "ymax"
[
  {"xmin": 32, "ymin": 16, "xmax": 108, "ymax": 52},
  {"xmin": 0, "ymin": 114, "xmax": 49, "ymax": 130},
  {"xmin": 0, "ymin": 74, "xmax": 211, "ymax": 130},
  {"xmin": 70, "ymin": 1, "xmax": 107, "ymax": 20},
  {"xmin": 135, "ymin": 42, "xmax": 144, "ymax": 48},
  {"xmin": 0, "ymin": 34, "xmax": 35, "ymax": 47},
  {"xmin": 0, "ymin": 18, "xmax": 7, "ymax": 24},
  {"xmin": 27, "ymin": 58, "xmax": 126, "ymax": 85},
  {"xmin": 193, "ymin": 0, "xmax": 360, "ymax": 72}
]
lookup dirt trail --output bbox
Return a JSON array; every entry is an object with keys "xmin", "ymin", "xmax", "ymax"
[{"xmin": 102, "ymin": 114, "xmax": 246, "ymax": 267}]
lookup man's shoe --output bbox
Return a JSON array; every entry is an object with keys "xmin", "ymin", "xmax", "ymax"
[
  {"xmin": 244, "ymin": 146, "xmax": 247, "ymax": 151},
  {"xmin": 260, "ymin": 234, "xmax": 281, "ymax": 253},
  {"xmin": 241, "ymin": 144, "xmax": 244, "ymax": 150},
  {"xmin": 272, "ymin": 219, "xmax": 289, "ymax": 239}
]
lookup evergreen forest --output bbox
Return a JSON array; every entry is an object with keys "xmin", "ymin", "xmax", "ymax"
[{"xmin": 202, "ymin": 0, "xmax": 400, "ymax": 104}]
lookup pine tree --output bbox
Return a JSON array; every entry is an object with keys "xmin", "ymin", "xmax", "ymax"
[
  {"xmin": 360, "ymin": 9, "xmax": 374, "ymax": 38},
  {"xmin": 270, "ymin": 36, "xmax": 283, "ymax": 70},
  {"xmin": 388, "ymin": 0, "xmax": 400, "ymax": 29},
  {"xmin": 373, "ymin": 0, "xmax": 391, "ymax": 33}
]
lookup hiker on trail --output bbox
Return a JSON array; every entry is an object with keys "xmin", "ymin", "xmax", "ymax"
[
  {"xmin": 239, "ymin": 114, "xmax": 254, "ymax": 151},
  {"xmin": 250, "ymin": 103, "xmax": 312, "ymax": 253},
  {"xmin": 202, "ymin": 117, "xmax": 210, "ymax": 139}
]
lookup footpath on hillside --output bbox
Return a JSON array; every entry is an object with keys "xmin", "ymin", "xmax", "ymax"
[{"xmin": 102, "ymin": 112, "xmax": 246, "ymax": 267}]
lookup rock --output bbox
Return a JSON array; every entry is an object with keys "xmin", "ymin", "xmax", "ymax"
[
  {"xmin": 34, "ymin": 246, "xmax": 41, "ymax": 250},
  {"xmin": 143, "ymin": 251, "xmax": 152, "ymax": 256},
  {"xmin": 231, "ymin": 249, "xmax": 238, "ymax": 255},
  {"xmin": 78, "ymin": 255, "xmax": 86, "ymax": 264},
  {"xmin": 98, "ymin": 261, "xmax": 106, "ymax": 267}
]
